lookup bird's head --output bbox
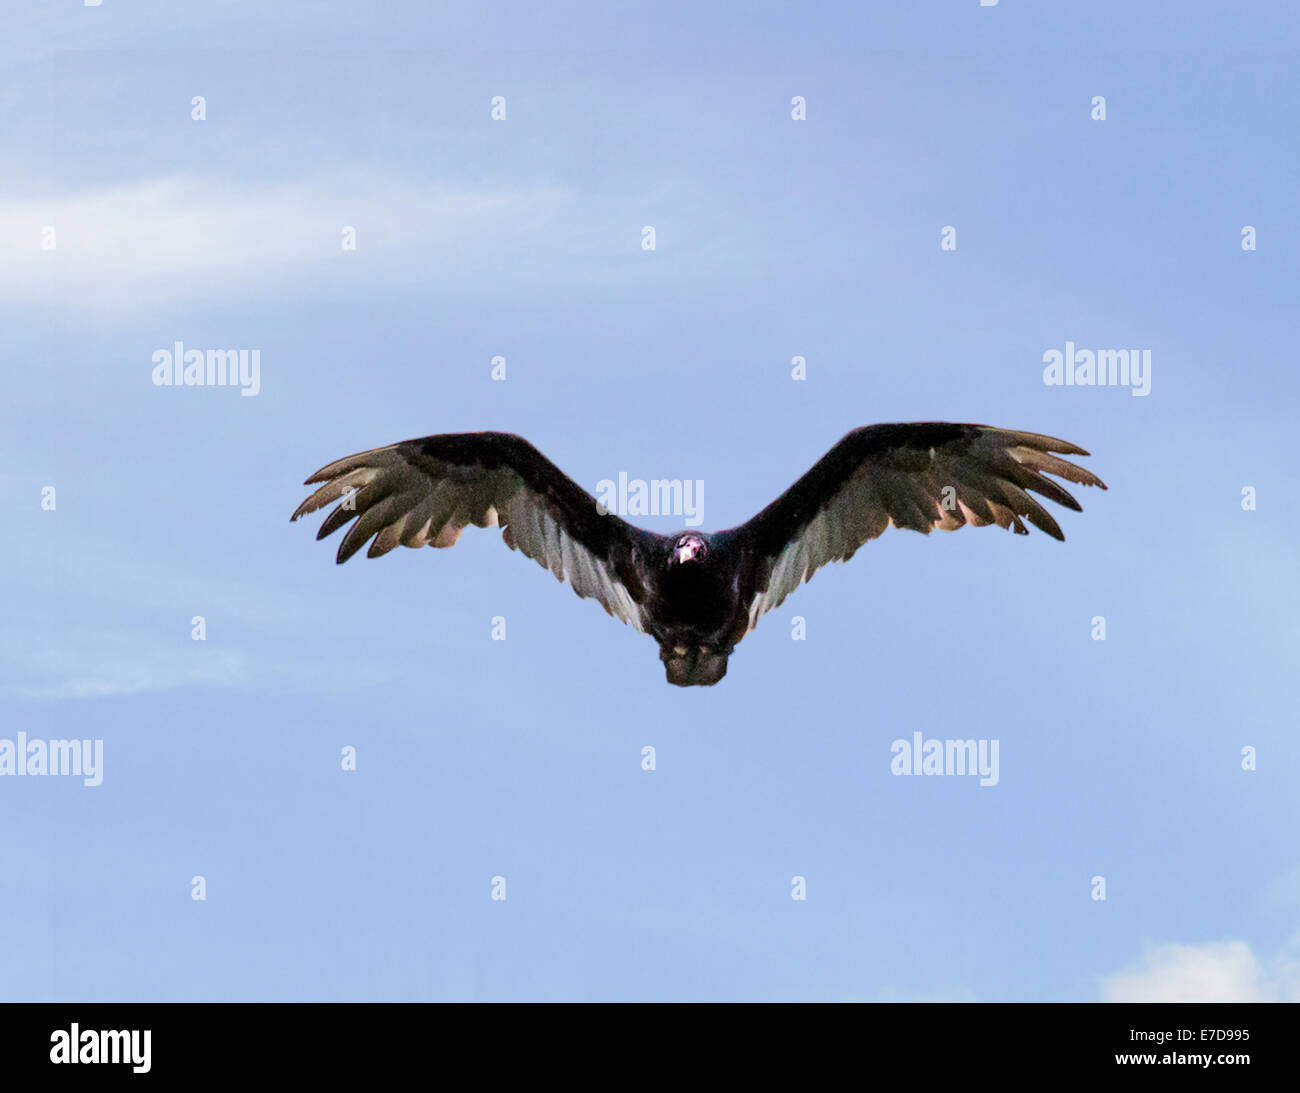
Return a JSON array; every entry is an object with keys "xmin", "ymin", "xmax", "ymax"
[{"xmin": 670, "ymin": 533, "xmax": 709, "ymax": 567}]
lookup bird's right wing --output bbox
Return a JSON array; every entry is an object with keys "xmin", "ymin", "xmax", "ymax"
[{"xmin": 291, "ymin": 432, "xmax": 664, "ymax": 631}]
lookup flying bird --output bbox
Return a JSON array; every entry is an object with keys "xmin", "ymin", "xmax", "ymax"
[{"xmin": 291, "ymin": 424, "xmax": 1106, "ymax": 686}]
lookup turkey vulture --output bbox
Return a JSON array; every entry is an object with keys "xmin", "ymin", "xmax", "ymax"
[{"xmin": 291, "ymin": 424, "xmax": 1106, "ymax": 686}]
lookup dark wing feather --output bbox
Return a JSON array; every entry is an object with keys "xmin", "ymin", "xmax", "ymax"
[
  {"xmin": 291, "ymin": 432, "xmax": 663, "ymax": 631},
  {"xmin": 729, "ymin": 423, "xmax": 1107, "ymax": 629}
]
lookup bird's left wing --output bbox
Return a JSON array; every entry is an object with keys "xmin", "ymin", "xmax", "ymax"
[
  {"xmin": 726, "ymin": 422, "xmax": 1107, "ymax": 630},
  {"xmin": 291, "ymin": 432, "xmax": 663, "ymax": 631}
]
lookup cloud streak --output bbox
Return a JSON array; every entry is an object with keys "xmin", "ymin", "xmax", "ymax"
[
  {"xmin": 0, "ymin": 171, "xmax": 573, "ymax": 311},
  {"xmin": 1101, "ymin": 937, "xmax": 1300, "ymax": 1003}
]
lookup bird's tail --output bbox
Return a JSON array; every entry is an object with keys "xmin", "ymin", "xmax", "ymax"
[{"xmin": 661, "ymin": 645, "xmax": 730, "ymax": 687}]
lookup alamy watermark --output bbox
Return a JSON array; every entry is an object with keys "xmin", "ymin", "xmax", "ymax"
[
  {"xmin": 50, "ymin": 1024, "xmax": 150, "ymax": 1073},
  {"xmin": 151, "ymin": 342, "xmax": 261, "ymax": 396},
  {"xmin": 0, "ymin": 733, "xmax": 103, "ymax": 786},
  {"xmin": 595, "ymin": 473, "xmax": 704, "ymax": 527},
  {"xmin": 890, "ymin": 732, "xmax": 999, "ymax": 787},
  {"xmin": 1042, "ymin": 341, "xmax": 1151, "ymax": 397}
]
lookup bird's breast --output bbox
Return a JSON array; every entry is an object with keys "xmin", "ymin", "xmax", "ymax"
[{"xmin": 655, "ymin": 562, "xmax": 737, "ymax": 636}]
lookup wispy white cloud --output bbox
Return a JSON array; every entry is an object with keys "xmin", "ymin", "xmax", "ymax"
[
  {"xmin": 1101, "ymin": 936, "xmax": 1300, "ymax": 1003},
  {"xmin": 0, "ymin": 171, "xmax": 573, "ymax": 311},
  {"xmin": 0, "ymin": 622, "xmax": 393, "ymax": 702},
  {"xmin": 0, "ymin": 544, "xmax": 403, "ymax": 702},
  {"xmin": 1, "ymin": 624, "xmax": 252, "ymax": 701}
]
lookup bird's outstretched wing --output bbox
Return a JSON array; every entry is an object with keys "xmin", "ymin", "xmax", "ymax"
[
  {"xmin": 728, "ymin": 423, "xmax": 1107, "ymax": 629},
  {"xmin": 291, "ymin": 432, "xmax": 663, "ymax": 631}
]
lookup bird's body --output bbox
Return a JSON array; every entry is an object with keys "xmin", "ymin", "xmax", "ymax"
[
  {"xmin": 643, "ymin": 532, "xmax": 745, "ymax": 685},
  {"xmin": 292, "ymin": 424, "xmax": 1106, "ymax": 686}
]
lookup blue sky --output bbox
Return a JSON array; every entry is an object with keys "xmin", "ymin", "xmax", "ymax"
[{"xmin": 2, "ymin": 1, "xmax": 1298, "ymax": 1001}]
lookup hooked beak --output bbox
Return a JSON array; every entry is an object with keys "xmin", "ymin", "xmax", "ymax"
[{"xmin": 674, "ymin": 539, "xmax": 702, "ymax": 564}]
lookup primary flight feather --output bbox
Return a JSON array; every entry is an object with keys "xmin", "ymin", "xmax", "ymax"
[{"xmin": 291, "ymin": 424, "xmax": 1106, "ymax": 686}]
